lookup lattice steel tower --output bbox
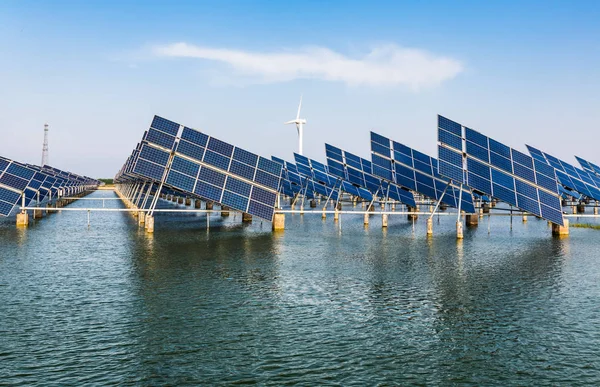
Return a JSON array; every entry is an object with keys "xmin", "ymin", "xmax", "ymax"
[{"xmin": 41, "ymin": 123, "xmax": 49, "ymax": 166}]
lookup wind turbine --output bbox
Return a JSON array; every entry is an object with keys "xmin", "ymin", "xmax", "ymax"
[{"xmin": 285, "ymin": 96, "xmax": 306, "ymax": 155}]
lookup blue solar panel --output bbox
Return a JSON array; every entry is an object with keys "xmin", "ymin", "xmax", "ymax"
[
  {"xmin": 325, "ymin": 143, "xmax": 416, "ymax": 207},
  {"xmin": 146, "ymin": 128, "xmax": 176, "ymax": 150},
  {"xmin": 371, "ymin": 131, "xmax": 475, "ymax": 213},
  {"xmin": 151, "ymin": 115, "xmax": 180, "ymax": 136},
  {"xmin": 438, "ymin": 115, "xmax": 564, "ymax": 225}
]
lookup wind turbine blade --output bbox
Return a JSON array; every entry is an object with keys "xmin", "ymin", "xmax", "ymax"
[{"xmin": 296, "ymin": 95, "xmax": 303, "ymax": 120}]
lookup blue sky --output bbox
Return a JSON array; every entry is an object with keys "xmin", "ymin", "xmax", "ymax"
[{"xmin": 1, "ymin": 0, "xmax": 599, "ymax": 177}]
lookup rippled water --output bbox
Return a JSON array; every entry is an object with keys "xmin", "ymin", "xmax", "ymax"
[{"xmin": 1, "ymin": 190, "xmax": 600, "ymax": 385}]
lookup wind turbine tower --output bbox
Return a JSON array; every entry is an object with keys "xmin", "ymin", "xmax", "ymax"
[
  {"xmin": 41, "ymin": 123, "xmax": 49, "ymax": 166},
  {"xmin": 285, "ymin": 96, "xmax": 306, "ymax": 155}
]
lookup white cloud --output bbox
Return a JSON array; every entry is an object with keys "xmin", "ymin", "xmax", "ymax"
[{"xmin": 152, "ymin": 42, "xmax": 463, "ymax": 89}]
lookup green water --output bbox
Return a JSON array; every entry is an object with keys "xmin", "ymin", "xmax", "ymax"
[{"xmin": 1, "ymin": 190, "xmax": 600, "ymax": 385}]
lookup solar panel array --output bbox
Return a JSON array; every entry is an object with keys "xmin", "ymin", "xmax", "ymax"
[
  {"xmin": 294, "ymin": 153, "xmax": 377, "ymax": 202},
  {"xmin": 576, "ymin": 156, "xmax": 600, "ymax": 177},
  {"xmin": 272, "ymin": 157, "xmax": 310, "ymax": 199},
  {"xmin": 437, "ymin": 115, "xmax": 564, "ymax": 225},
  {"xmin": 0, "ymin": 156, "xmax": 98, "ymax": 216},
  {"xmin": 526, "ymin": 146, "xmax": 600, "ymax": 202},
  {"xmin": 325, "ymin": 144, "xmax": 417, "ymax": 207},
  {"xmin": 370, "ymin": 131, "xmax": 476, "ymax": 213},
  {"xmin": 115, "ymin": 115, "xmax": 283, "ymax": 221}
]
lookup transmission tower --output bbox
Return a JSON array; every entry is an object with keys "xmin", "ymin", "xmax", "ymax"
[{"xmin": 41, "ymin": 123, "xmax": 49, "ymax": 166}]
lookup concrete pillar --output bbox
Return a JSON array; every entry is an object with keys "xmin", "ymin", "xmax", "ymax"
[
  {"xmin": 206, "ymin": 202, "xmax": 214, "ymax": 210},
  {"xmin": 440, "ymin": 203, "xmax": 448, "ymax": 211},
  {"xmin": 391, "ymin": 203, "xmax": 396, "ymax": 211},
  {"xmin": 466, "ymin": 214, "xmax": 478, "ymax": 226},
  {"xmin": 145, "ymin": 215, "xmax": 154, "ymax": 233},
  {"xmin": 382, "ymin": 213, "xmax": 388, "ymax": 228},
  {"xmin": 408, "ymin": 206, "xmax": 418, "ymax": 220},
  {"xmin": 427, "ymin": 218, "xmax": 433, "ymax": 236},
  {"xmin": 138, "ymin": 212, "xmax": 145, "ymax": 226},
  {"xmin": 178, "ymin": 197, "xmax": 184, "ymax": 205},
  {"xmin": 195, "ymin": 200, "xmax": 201, "ymax": 209},
  {"xmin": 552, "ymin": 219, "xmax": 569, "ymax": 236},
  {"xmin": 16, "ymin": 211, "xmax": 29, "ymax": 227},
  {"xmin": 522, "ymin": 214, "xmax": 528, "ymax": 222},
  {"xmin": 456, "ymin": 221, "xmax": 464, "ymax": 239},
  {"xmin": 336, "ymin": 202, "xmax": 342, "ymax": 210},
  {"xmin": 242, "ymin": 213, "xmax": 252, "ymax": 222},
  {"xmin": 47, "ymin": 204, "xmax": 57, "ymax": 214},
  {"xmin": 322, "ymin": 210, "xmax": 326, "ymax": 219},
  {"xmin": 185, "ymin": 198, "xmax": 192, "ymax": 206},
  {"xmin": 310, "ymin": 199, "xmax": 316, "ymax": 208},
  {"xmin": 572, "ymin": 206, "xmax": 577, "ymax": 214},
  {"xmin": 577, "ymin": 204, "xmax": 585, "ymax": 213},
  {"xmin": 595, "ymin": 207, "xmax": 599, "ymax": 215},
  {"xmin": 272, "ymin": 213, "xmax": 285, "ymax": 231},
  {"xmin": 221, "ymin": 206, "xmax": 230, "ymax": 217},
  {"xmin": 368, "ymin": 204, "xmax": 375, "ymax": 212},
  {"xmin": 482, "ymin": 203, "xmax": 490, "ymax": 214},
  {"xmin": 363, "ymin": 213, "xmax": 369, "ymax": 226},
  {"xmin": 33, "ymin": 208, "xmax": 44, "ymax": 219}
]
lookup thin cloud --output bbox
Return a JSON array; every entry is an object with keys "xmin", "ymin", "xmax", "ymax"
[{"xmin": 152, "ymin": 42, "xmax": 464, "ymax": 89}]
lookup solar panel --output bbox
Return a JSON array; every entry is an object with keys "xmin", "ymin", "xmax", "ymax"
[
  {"xmin": 526, "ymin": 146, "xmax": 600, "ymax": 202},
  {"xmin": 325, "ymin": 144, "xmax": 416, "ymax": 207},
  {"xmin": 437, "ymin": 115, "xmax": 564, "ymax": 225},
  {"xmin": 575, "ymin": 156, "xmax": 600, "ymax": 177},
  {"xmin": 121, "ymin": 115, "xmax": 283, "ymax": 221},
  {"xmin": 294, "ymin": 153, "xmax": 374, "ymax": 202},
  {"xmin": 272, "ymin": 157, "xmax": 307, "ymax": 199},
  {"xmin": 371, "ymin": 132, "xmax": 476, "ymax": 213}
]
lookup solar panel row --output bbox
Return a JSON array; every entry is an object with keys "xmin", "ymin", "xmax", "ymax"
[{"xmin": 437, "ymin": 115, "xmax": 564, "ymax": 225}]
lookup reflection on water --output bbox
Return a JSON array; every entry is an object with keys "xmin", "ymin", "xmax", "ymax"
[{"xmin": 0, "ymin": 190, "xmax": 599, "ymax": 385}]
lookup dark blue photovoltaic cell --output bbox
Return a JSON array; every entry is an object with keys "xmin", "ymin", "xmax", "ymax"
[
  {"xmin": 139, "ymin": 145, "xmax": 170, "ymax": 166},
  {"xmin": 176, "ymin": 141, "xmax": 205, "ymax": 161},
  {"xmin": 225, "ymin": 177, "xmax": 251, "ymax": 197},
  {"xmin": 7, "ymin": 164, "xmax": 35, "ymax": 180},
  {"xmin": 438, "ymin": 146, "xmax": 463, "ymax": 168},
  {"xmin": 229, "ymin": 160, "xmax": 256, "ymax": 181},
  {"xmin": 516, "ymin": 193, "xmax": 540, "ymax": 216},
  {"xmin": 133, "ymin": 159, "xmax": 165, "ymax": 181},
  {"xmin": 491, "ymin": 169, "xmax": 514, "ymax": 189},
  {"xmin": 171, "ymin": 156, "xmax": 200, "ymax": 177},
  {"xmin": 181, "ymin": 127, "xmax": 209, "ymax": 147},
  {"xmin": 203, "ymin": 150, "xmax": 231, "ymax": 171},
  {"xmin": 248, "ymin": 200, "xmax": 274, "ymax": 221},
  {"xmin": 515, "ymin": 179, "xmax": 537, "ymax": 200},
  {"xmin": 534, "ymin": 159, "xmax": 555, "ymax": 178},
  {"xmin": 438, "ymin": 129, "xmax": 463, "ymax": 150},
  {"xmin": 194, "ymin": 181, "xmax": 222, "ymax": 202},
  {"xmin": 512, "ymin": 150, "xmax": 533, "ymax": 169},
  {"xmin": 0, "ymin": 174, "xmax": 29, "ymax": 191},
  {"xmin": 146, "ymin": 128, "xmax": 176, "ymax": 150},
  {"xmin": 467, "ymin": 158, "xmax": 490, "ymax": 179},
  {"xmin": 0, "ymin": 200, "xmax": 14, "ymax": 215},
  {"xmin": 465, "ymin": 127, "xmax": 488, "ymax": 148},
  {"xmin": 221, "ymin": 190, "xmax": 248, "ymax": 211},
  {"xmin": 207, "ymin": 137, "xmax": 234, "ymax": 158},
  {"xmin": 438, "ymin": 159, "xmax": 463, "ymax": 183},
  {"xmin": 371, "ymin": 131, "xmax": 389, "ymax": 146},
  {"xmin": 233, "ymin": 148, "xmax": 258, "ymax": 167},
  {"xmin": 489, "ymin": 139, "xmax": 511, "ymax": 159},
  {"xmin": 257, "ymin": 157, "xmax": 282, "ymax": 176},
  {"xmin": 492, "ymin": 183, "xmax": 516, "ymax": 204},
  {"xmin": 151, "ymin": 116, "xmax": 180, "ymax": 136},
  {"xmin": 489, "ymin": 152, "xmax": 512, "ymax": 174},
  {"xmin": 0, "ymin": 187, "xmax": 20, "ymax": 205},
  {"xmin": 0, "ymin": 158, "xmax": 10, "ymax": 173},
  {"xmin": 198, "ymin": 167, "xmax": 226, "ymax": 188},
  {"xmin": 438, "ymin": 116, "xmax": 462, "ymax": 135},
  {"xmin": 166, "ymin": 170, "xmax": 195, "ymax": 193},
  {"xmin": 466, "ymin": 141, "xmax": 490, "ymax": 163},
  {"xmin": 372, "ymin": 154, "xmax": 391, "ymax": 171},
  {"xmin": 371, "ymin": 142, "xmax": 391, "ymax": 157},
  {"xmin": 541, "ymin": 205, "xmax": 564, "ymax": 226},
  {"xmin": 513, "ymin": 162, "xmax": 535, "ymax": 182},
  {"xmin": 251, "ymin": 186, "xmax": 277, "ymax": 206},
  {"xmin": 254, "ymin": 170, "xmax": 280, "ymax": 190},
  {"xmin": 467, "ymin": 172, "xmax": 492, "ymax": 194},
  {"xmin": 373, "ymin": 165, "xmax": 393, "ymax": 181}
]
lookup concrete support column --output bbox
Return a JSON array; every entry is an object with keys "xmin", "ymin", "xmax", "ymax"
[
  {"xmin": 391, "ymin": 203, "xmax": 396, "ymax": 211},
  {"xmin": 206, "ymin": 202, "xmax": 214, "ymax": 210},
  {"xmin": 363, "ymin": 213, "xmax": 369, "ymax": 226},
  {"xmin": 47, "ymin": 204, "xmax": 57, "ymax": 214},
  {"xmin": 33, "ymin": 208, "xmax": 44, "ymax": 219},
  {"xmin": 16, "ymin": 211, "xmax": 29, "ymax": 227},
  {"xmin": 552, "ymin": 219, "xmax": 569, "ymax": 236},
  {"xmin": 456, "ymin": 221, "xmax": 464, "ymax": 239},
  {"xmin": 466, "ymin": 214, "xmax": 478, "ymax": 226},
  {"xmin": 382, "ymin": 213, "xmax": 388, "ymax": 228},
  {"xmin": 427, "ymin": 218, "xmax": 433, "ymax": 236},
  {"xmin": 138, "ymin": 212, "xmax": 145, "ymax": 226},
  {"xmin": 310, "ymin": 199, "xmax": 316, "ymax": 208},
  {"xmin": 595, "ymin": 207, "xmax": 599, "ymax": 215},
  {"xmin": 194, "ymin": 200, "xmax": 201, "ymax": 209},
  {"xmin": 577, "ymin": 204, "xmax": 585, "ymax": 213},
  {"xmin": 321, "ymin": 210, "xmax": 326, "ymax": 219},
  {"xmin": 185, "ymin": 198, "xmax": 192, "ymax": 206},
  {"xmin": 407, "ymin": 206, "xmax": 418, "ymax": 220},
  {"xmin": 522, "ymin": 215, "xmax": 528, "ymax": 222},
  {"xmin": 272, "ymin": 213, "xmax": 285, "ymax": 231},
  {"xmin": 334, "ymin": 209, "xmax": 339, "ymax": 221},
  {"xmin": 221, "ymin": 206, "xmax": 230, "ymax": 217},
  {"xmin": 178, "ymin": 197, "xmax": 184, "ymax": 205},
  {"xmin": 242, "ymin": 213, "xmax": 252, "ymax": 222},
  {"xmin": 145, "ymin": 215, "xmax": 155, "ymax": 233}
]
